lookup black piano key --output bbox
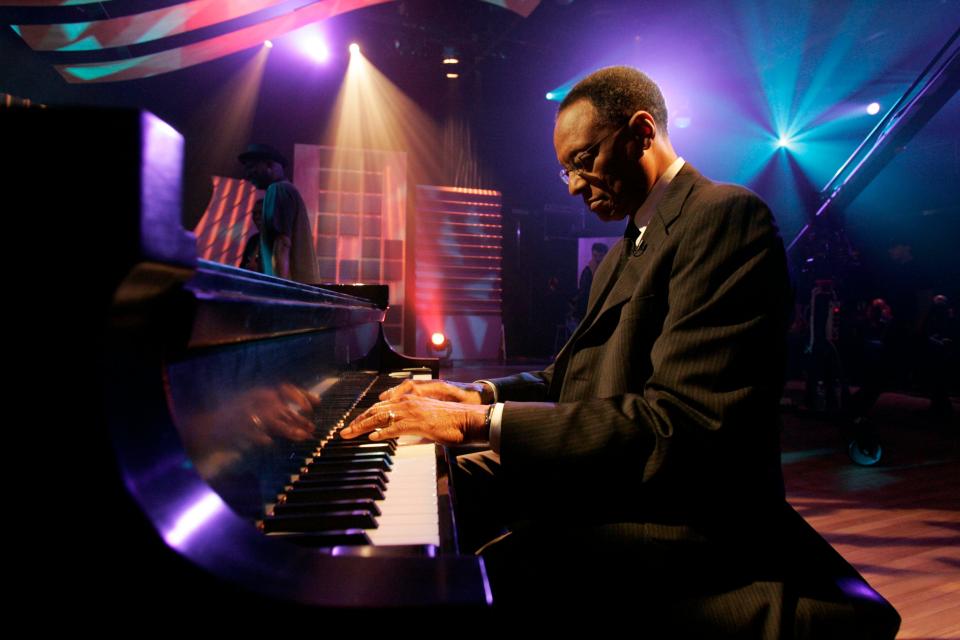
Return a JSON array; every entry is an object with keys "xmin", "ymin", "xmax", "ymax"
[
  {"xmin": 302, "ymin": 458, "xmax": 391, "ymax": 473},
  {"xmin": 323, "ymin": 440, "xmax": 396, "ymax": 452},
  {"xmin": 308, "ymin": 450, "xmax": 393, "ymax": 463},
  {"xmin": 305, "ymin": 450, "xmax": 391, "ymax": 462},
  {"xmin": 295, "ymin": 468, "xmax": 389, "ymax": 483},
  {"xmin": 265, "ymin": 530, "xmax": 372, "ymax": 547},
  {"xmin": 260, "ymin": 511, "xmax": 378, "ymax": 533},
  {"xmin": 289, "ymin": 475, "xmax": 386, "ymax": 490},
  {"xmin": 271, "ymin": 499, "xmax": 381, "ymax": 517},
  {"xmin": 281, "ymin": 484, "xmax": 386, "ymax": 503}
]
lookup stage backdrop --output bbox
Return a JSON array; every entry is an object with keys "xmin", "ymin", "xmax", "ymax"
[
  {"xmin": 194, "ymin": 147, "xmax": 504, "ymax": 361},
  {"xmin": 414, "ymin": 185, "xmax": 503, "ymax": 362}
]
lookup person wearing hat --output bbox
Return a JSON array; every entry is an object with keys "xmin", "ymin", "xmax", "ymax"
[{"xmin": 238, "ymin": 143, "xmax": 319, "ymax": 283}]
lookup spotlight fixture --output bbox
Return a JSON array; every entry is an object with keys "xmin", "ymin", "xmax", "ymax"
[
  {"xmin": 442, "ymin": 46, "xmax": 459, "ymax": 66},
  {"xmin": 263, "ymin": 40, "xmax": 273, "ymax": 49},
  {"xmin": 428, "ymin": 332, "xmax": 453, "ymax": 364},
  {"xmin": 775, "ymin": 136, "xmax": 792, "ymax": 149},
  {"xmin": 349, "ymin": 42, "xmax": 360, "ymax": 55},
  {"xmin": 544, "ymin": 87, "xmax": 570, "ymax": 102},
  {"xmin": 446, "ymin": 72, "xmax": 459, "ymax": 79},
  {"xmin": 866, "ymin": 102, "xmax": 881, "ymax": 116}
]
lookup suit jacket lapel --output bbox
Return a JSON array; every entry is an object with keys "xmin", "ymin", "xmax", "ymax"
[
  {"xmin": 549, "ymin": 164, "xmax": 703, "ymax": 399},
  {"xmin": 580, "ymin": 164, "xmax": 700, "ymax": 333}
]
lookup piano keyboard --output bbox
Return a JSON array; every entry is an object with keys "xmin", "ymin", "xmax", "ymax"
[{"xmin": 260, "ymin": 374, "xmax": 442, "ymax": 548}]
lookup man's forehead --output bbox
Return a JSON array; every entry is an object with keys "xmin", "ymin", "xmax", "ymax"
[{"xmin": 554, "ymin": 99, "xmax": 600, "ymax": 156}]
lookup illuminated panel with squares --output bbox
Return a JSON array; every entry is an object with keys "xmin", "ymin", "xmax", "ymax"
[{"xmin": 294, "ymin": 144, "xmax": 407, "ymax": 347}]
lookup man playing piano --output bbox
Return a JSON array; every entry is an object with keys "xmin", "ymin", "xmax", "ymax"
[{"xmin": 341, "ymin": 67, "xmax": 888, "ymax": 636}]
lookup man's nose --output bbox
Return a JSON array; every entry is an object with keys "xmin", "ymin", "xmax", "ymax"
[{"xmin": 567, "ymin": 171, "xmax": 588, "ymax": 196}]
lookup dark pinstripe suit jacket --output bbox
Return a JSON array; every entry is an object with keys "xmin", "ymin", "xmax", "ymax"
[
  {"xmin": 478, "ymin": 165, "xmax": 901, "ymax": 636},
  {"xmin": 489, "ymin": 163, "xmax": 792, "ymax": 532}
]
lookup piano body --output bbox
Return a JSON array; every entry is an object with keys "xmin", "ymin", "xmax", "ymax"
[{"xmin": 7, "ymin": 107, "xmax": 490, "ymax": 615}]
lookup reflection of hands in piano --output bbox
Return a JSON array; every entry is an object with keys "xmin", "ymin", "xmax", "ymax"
[
  {"xmin": 340, "ymin": 395, "xmax": 490, "ymax": 446},
  {"xmin": 186, "ymin": 384, "xmax": 318, "ymax": 452},
  {"xmin": 180, "ymin": 383, "xmax": 320, "ymax": 480},
  {"xmin": 241, "ymin": 384, "xmax": 319, "ymax": 445},
  {"xmin": 378, "ymin": 379, "xmax": 486, "ymax": 405}
]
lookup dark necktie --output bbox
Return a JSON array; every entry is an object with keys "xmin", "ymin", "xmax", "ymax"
[{"xmin": 620, "ymin": 221, "xmax": 642, "ymax": 270}]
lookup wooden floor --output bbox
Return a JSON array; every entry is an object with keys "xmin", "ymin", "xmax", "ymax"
[
  {"xmin": 451, "ymin": 363, "xmax": 960, "ymax": 639},
  {"xmin": 781, "ymin": 387, "xmax": 959, "ymax": 640}
]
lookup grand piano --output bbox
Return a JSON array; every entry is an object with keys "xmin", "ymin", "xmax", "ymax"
[
  {"xmin": 8, "ymin": 104, "xmax": 903, "ymax": 635},
  {"xmin": 7, "ymin": 106, "xmax": 490, "ymax": 617}
]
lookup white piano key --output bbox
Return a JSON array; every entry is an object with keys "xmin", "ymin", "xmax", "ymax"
[{"xmin": 366, "ymin": 442, "xmax": 440, "ymax": 547}]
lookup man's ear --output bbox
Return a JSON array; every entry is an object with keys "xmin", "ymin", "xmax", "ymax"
[{"xmin": 627, "ymin": 111, "xmax": 656, "ymax": 149}]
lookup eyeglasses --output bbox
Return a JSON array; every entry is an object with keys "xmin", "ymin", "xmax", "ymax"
[{"xmin": 559, "ymin": 124, "xmax": 625, "ymax": 185}]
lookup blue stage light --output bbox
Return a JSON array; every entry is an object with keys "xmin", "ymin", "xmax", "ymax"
[
  {"xmin": 867, "ymin": 102, "xmax": 881, "ymax": 116},
  {"xmin": 545, "ymin": 92, "xmax": 555, "ymax": 100}
]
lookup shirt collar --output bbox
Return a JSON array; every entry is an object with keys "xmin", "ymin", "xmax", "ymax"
[{"xmin": 633, "ymin": 156, "xmax": 685, "ymax": 231}]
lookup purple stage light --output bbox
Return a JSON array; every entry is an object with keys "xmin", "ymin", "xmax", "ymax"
[
  {"xmin": 305, "ymin": 35, "xmax": 330, "ymax": 63},
  {"xmin": 163, "ymin": 490, "xmax": 228, "ymax": 549},
  {"xmin": 836, "ymin": 577, "xmax": 885, "ymax": 603},
  {"xmin": 263, "ymin": 39, "xmax": 273, "ymax": 48},
  {"xmin": 867, "ymin": 102, "xmax": 881, "ymax": 116}
]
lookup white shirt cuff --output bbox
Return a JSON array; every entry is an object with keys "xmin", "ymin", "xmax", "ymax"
[
  {"xmin": 475, "ymin": 379, "xmax": 499, "ymax": 403},
  {"xmin": 488, "ymin": 402, "xmax": 505, "ymax": 453}
]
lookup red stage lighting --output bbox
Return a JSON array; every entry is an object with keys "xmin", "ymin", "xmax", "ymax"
[{"xmin": 428, "ymin": 332, "xmax": 452, "ymax": 364}]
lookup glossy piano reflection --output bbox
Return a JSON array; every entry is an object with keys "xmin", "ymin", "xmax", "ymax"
[{"xmin": 9, "ymin": 106, "xmax": 492, "ymax": 609}]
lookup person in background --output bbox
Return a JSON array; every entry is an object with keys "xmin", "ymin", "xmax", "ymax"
[
  {"xmin": 239, "ymin": 143, "xmax": 319, "ymax": 283},
  {"xmin": 571, "ymin": 241, "xmax": 609, "ymax": 322},
  {"xmin": 239, "ymin": 199, "xmax": 263, "ymax": 273}
]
